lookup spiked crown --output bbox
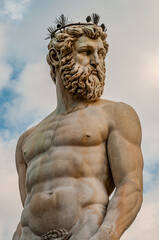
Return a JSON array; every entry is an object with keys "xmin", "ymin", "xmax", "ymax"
[{"xmin": 45, "ymin": 13, "xmax": 107, "ymax": 40}]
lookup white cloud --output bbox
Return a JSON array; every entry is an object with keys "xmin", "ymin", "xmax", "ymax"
[
  {"xmin": 145, "ymin": 53, "xmax": 159, "ymax": 85},
  {"xmin": 0, "ymin": 23, "xmax": 13, "ymax": 90},
  {"xmin": 0, "ymin": 61, "xmax": 12, "ymax": 89},
  {"xmin": 4, "ymin": 59, "xmax": 56, "ymax": 126},
  {"xmin": 142, "ymin": 123, "xmax": 159, "ymax": 167},
  {"xmin": 0, "ymin": 135, "xmax": 22, "ymax": 240},
  {"xmin": 0, "ymin": 23, "xmax": 7, "ymax": 59},
  {"xmin": 143, "ymin": 169, "xmax": 153, "ymax": 188},
  {"xmin": 0, "ymin": 0, "xmax": 32, "ymax": 20}
]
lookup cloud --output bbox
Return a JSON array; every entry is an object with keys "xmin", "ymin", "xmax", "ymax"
[
  {"xmin": 141, "ymin": 122, "xmax": 159, "ymax": 172},
  {"xmin": 0, "ymin": 0, "xmax": 32, "ymax": 21},
  {"xmin": 0, "ymin": 134, "xmax": 22, "ymax": 239},
  {"xmin": 0, "ymin": 23, "xmax": 13, "ymax": 90},
  {"xmin": 4, "ymin": 59, "xmax": 56, "ymax": 128},
  {"xmin": 0, "ymin": 61, "xmax": 12, "ymax": 89},
  {"xmin": 0, "ymin": 23, "xmax": 7, "ymax": 59}
]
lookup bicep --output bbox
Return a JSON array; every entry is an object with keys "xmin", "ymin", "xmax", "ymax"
[
  {"xmin": 107, "ymin": 102, "xmax": 143, "ymax": 190},
  {"xmin": 107, "ymin": 129, "xmax": 143, "ymax": 191}
]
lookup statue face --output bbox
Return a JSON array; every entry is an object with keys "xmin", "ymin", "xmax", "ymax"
[
  {"xmin": 74, "ymin": 36, "xmax": 106, "ymax": 70},
  {"xmin": 60, "ymin": 35, "xmax": 106, "ymax": 101}
]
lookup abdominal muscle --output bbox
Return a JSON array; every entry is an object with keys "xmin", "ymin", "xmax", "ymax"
[
  {"xmin": 21, "ymin": 138, "xmax": 109, "ymax": 238},
  {"xmin": 21, "ymin": 176, "xmax": 108, "ymax": 237}
]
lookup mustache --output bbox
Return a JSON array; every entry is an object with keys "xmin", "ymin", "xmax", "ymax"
[
  {"xmin": 84, "ymin": 65, "xmax": 105, "ymax": 81},
  {"xmin": 85, "ymin": 64, "xmax": 104, "ymax": 72}
]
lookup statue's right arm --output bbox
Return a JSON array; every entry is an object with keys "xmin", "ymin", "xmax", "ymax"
[
  {"xmin": 12, "ymin": 129, "xmax": 33, "ymax": 240},
  {"xmin": 16, "ymin": 134, "xmax": 27, "ymax": 206}
]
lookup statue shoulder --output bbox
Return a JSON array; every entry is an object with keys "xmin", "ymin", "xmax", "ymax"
[
  {"xmin": 16, "ymin": 125, "xmax": 37, "ymax": 150},
  {"xmin": 101, "ymin": 100, "xmax": 142, "ymax": 145},
  {"xmin": 114, "ymin": 102, "xmax": 142, "ymax": 145},
  {"xmin": 16, "ymin": 111, "xmax": 56, "ymax": 149}
]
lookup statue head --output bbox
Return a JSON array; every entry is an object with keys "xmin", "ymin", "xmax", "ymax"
[{"xmin": 47, "ymin": 17, "xmax": 108, "ymax": 101}]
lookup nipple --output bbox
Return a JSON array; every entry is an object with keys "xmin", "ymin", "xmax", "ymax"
[{"xmin": 86, "ymin": 133, "xmax": 91, "ymax": 138}]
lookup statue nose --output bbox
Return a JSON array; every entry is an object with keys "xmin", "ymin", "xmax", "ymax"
[{"xmin": 90, "ymin": 52, "xmax": 99, "ymax": 67}]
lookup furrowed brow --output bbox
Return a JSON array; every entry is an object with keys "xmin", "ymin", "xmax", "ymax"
[{"xmin": 77, "ymin": 45, "xmax": 94, "ymax": 51}]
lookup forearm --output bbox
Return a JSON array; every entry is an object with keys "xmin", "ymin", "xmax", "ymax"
[{"xmin": 90, "ymin": 182, "xmax": 143, "ymax": 240}]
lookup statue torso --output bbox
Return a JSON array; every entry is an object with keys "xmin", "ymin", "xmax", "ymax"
[{"xmin": 20, "ymin": 100, "xmax": 115, "ymax": 237}]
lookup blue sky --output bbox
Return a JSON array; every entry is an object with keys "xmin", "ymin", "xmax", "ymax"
[{"xmin": 0, "ymin": 0, "xmax": 159, "ymax": 239}]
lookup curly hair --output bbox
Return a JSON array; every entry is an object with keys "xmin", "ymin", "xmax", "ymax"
[{"xmin": 47, "ymin": 25, "xmax": 108, "ymax": 83}]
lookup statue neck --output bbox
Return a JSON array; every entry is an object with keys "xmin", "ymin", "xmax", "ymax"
[{"xmin": 55, "ymin": 75, "xmax": 88, "ymax": 115}]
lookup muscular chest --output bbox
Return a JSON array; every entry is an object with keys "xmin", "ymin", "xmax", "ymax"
[{"xmin": 23, "ymin": 108, "xmax": 108, "ymax": 163}]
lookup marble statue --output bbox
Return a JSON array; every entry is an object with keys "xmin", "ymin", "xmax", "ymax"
[{"xmin": 13, "ymin": 14, "xmax": 143, "ymax": 240}]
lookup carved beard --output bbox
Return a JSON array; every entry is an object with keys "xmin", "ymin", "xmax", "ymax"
[{"xmin": 60, "ymin": 55, "xmax": 106, "ymax": 101}]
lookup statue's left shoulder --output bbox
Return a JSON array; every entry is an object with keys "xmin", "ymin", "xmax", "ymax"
[{"xmin": 114, "ymin": 102, "xmax": 142, "ymax": 146}]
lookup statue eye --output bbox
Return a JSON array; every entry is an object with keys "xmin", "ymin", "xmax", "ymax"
[
  {"xmin": 78, "ymin": 49, "xmax": 92, "ymax": 56},
  {"xmin": 86, "ymin": 49, "xmax": 92, "ymax": 55}
]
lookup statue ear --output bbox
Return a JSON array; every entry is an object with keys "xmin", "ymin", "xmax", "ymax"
[
  {"xmin": 49, "ymin": 48, "xmax": 59, "ymax": 63},
  {"xmin": 47, "ymin": 48, "xmax": 59, "ymax": 84}
]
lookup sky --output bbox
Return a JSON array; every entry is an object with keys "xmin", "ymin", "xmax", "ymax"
[{"xmin": 0, "ymin": 0, "xmax": 159, "ymax": 239}]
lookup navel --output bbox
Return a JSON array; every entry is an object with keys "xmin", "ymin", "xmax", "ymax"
[{"xmin": 48, "ymin": 191, "xmax": 54, "ymax": 196}]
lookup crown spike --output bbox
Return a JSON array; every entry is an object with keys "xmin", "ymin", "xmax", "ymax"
[
  {"xmin": 100, "ymin": 23, "xmax": 106, "ymax": 31},
  {"xmin": 55, "ymin": 14, "xmax": 68, "ymax": 26},
  {"xmin": 91, "ymin": 13, "xmax": 100, "ymax": 24},
  {"xmin": 86, "ymin": 16, "xmax": 91, "ymax": 23},
  {"xmin": 57, "ymin": 24, "xmax": 61, "ymax": 28},
  {"xmin": 47, "ymin": 26, "xmax": 55, "ymax": 33}
]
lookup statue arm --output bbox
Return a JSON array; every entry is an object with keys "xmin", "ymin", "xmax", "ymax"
[
  {"xmin": 90, "ymin": 103, "xmax": 143, "ymax": 240},
  {"xmin": 15, "ymin": 134, "xmax": 27, "ymax": 206},
  {"xmin": 13, "ymin": 129, "xmax": 32, "ymax": 240}
]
